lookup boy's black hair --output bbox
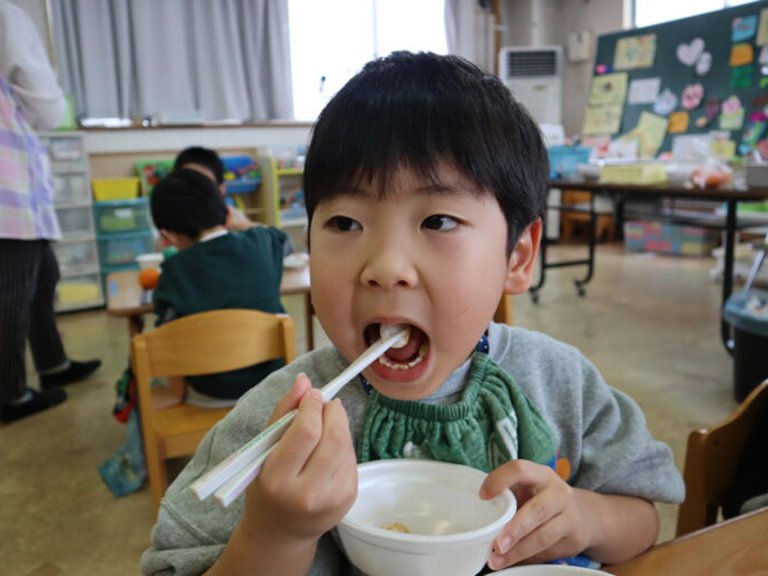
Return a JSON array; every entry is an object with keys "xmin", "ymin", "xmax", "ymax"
[
  {"xmin": 173, "ymin": 146, "xmax": 225, "ymax": 184},
  {"xmin": 303, "ymin": 51, "xmax": 549, "ymax": 253},
  {"xmin": 150, "ymin": 169, "xmax": 228, "ymax": 240}
]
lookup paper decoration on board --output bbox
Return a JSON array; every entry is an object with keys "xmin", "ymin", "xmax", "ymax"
[
  {"xmin": 614, "ymin": 34, "xmax": 657, "ymax": 70},
  {"xmin": 762, "ymin": 77, "xmax": 768, "ymax": 88},
  {"xmin": 695, "ymin": 115, "xmax": 709, "ymax": 128},
  {"xmin": 710, "ymin": 139, "xmax": 737, "ymax": 161},
  {"xmin": 607, "ymin": 139, "xmax": 639, "ymax": 160},
  {"xmin": 705, "ymin": 99, "xmax": 720, "ymax": 120},
  {"xmin": 720, "ymin": 95, "xmax": 745, "ymax": 130},
  {"xmin": 758, "ymin": 139, "xmax": 768, "ymax": 159},
  {"xmin": 731, "ymin": 65, "xmax": 754, "ymax": 88},
  {"xmin": 582, "ymin": 105, "xmax": 623, "ymax": 135},
  {"xmin": 668, "ymin": 111, "xmax": 690, "ymax": 133},
  {"xmin": 696, "ymin": 52, "xmax": 713, "ymax": 76},
  {"xmin": 730, "ymin": 43, "xmax": 755, "ymax": 67},
  {"xmin": 681, "ymin": 83, "xmax": 705, "ymax": 110},
  {"xmin": 620, "ymin": 111, "xmax": 667, "ymax": 158},
  {"xmin": 759, "ymin": 45, "xmax": 768, "ymax": 65},
  {"xmin": 628, "ymin": 77, "xmax": 661, "ymax": 104},
  {"xmin": 753, "ymin": 94, "xmax": 768, "ymax": 108},
  {"xmin": 589, "ymin": 72, "xmax": 628, "ymax": 106},
  {"xmin": 758, "ymin": 8, "xmax": 768, "ymax": 45},
  {"xmin": 581, "ymin": 135, "xmax": 612, "ymax": 157},
  {"xmin": 595, "ymin": 63, "xmax": 611, "ymax": 74},
  {"xmin": 732, "ymin": 15, "xmax": 758, "ymax": 42},
  {"xmin": 677, "ymin": 38, "xmax": 705, "ymax": 66},
  {"xmin": 739, "ymin": 111, "xmax": 768, "ymax": 155},
  {"xmin": 653, "ymin": 88, "xmax": 678, "ymax": 116}
]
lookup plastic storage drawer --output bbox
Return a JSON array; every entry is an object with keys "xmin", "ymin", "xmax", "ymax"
[
  {"xmin": 93, "ymin": 198, "xmax": 151, "ymax": 234},
  {"xmin": 97, "ymin": 230, "xmax": 154, "ymax": 267},
  {"xmin": 53, "ymin": 173, "xmax": 90, "ymax": 205},
  {"xmin": 52, "ymin": 239, "xmax": 99, "ymax": 273},
  {"xmin": 55, "ymin": 272, "xmax": 103, "ymax": 311},
  {"xmin": 55, "ymin": 204, "xmax": 95, "ymax": 239},
  {"xmin": 39, "ymin": 134, "xmax": 87, "ymax": 172}
]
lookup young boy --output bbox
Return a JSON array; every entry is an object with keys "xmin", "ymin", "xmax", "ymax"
[
  {"xmin": 141, "ymin": 52, "xmax": 684, "ymax": 574},
  {"xmin": 173, "ymin": 146, "xmax": 253, "ymax": 232},
  {"xmin": 150, "ymin": 169, "xmax": 289, "ymax": 404}
]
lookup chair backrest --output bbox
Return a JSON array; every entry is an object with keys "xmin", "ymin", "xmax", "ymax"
[
  {"xmin": 131, "ymin": 309, "xmax": 296, "ymax": 509},
  {"xmin": 676, "ymin": 379, "xmax": 768, "ymax": 537}
]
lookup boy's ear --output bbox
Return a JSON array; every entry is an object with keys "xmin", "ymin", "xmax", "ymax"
[
  {"xmin": 160, "ymin": 229, "xmax": 185, "ymax": 249},
  {"xmin": 503, "ymin": 218, "xmax": 542, "ymax": 295}
]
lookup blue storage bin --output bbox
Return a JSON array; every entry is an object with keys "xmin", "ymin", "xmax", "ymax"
[
  {"xmin": 548, "ymin": 146, "xmax": 591, "ymax": 180},
  {"xmin": 222, "ymin": 155, "xmax": 261, "ymax": 194}
]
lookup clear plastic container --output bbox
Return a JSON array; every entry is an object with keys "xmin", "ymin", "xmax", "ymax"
[
  {"xmin": 53, "ymin": 173, "xmax": 90, "ymax": 205},
  {"xmin": 55, "ymin": 205, "xmax": 95, "ymax": 239},
  {"xmin": 93, "ymin": 198, "xmax": 150, "ymax": 234},
  {"xmin": 97, "ymin": 231, "xmax": 154, "ymax": 266},
  {"xmin": 52, "ymin": 239, "xmax": 99, "ymax": 273}
]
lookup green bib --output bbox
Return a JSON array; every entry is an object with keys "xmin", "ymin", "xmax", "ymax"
[{"xmin": 358, "ymin": 353, "xmax": 555, "ymax": 472}]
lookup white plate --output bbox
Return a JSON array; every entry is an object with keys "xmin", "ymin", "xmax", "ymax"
[
  {"xmin": 283, "ymin": 252, "xmax": 309, "ymax": 269},
  {"xmin": 494, "ymin": 566, "xmax": 612, "ymax": 576}
]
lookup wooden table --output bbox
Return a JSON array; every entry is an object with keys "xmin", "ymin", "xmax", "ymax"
[
  {"xmin": 541, "ymin": 181, "xmax": 768, "ymax": 352},
  {"xmin": 603, "ymin": 508, "xmax": 768, "ymax": 575},
  {"xmin": 105, "ymin": 266, "xmax": 315, "ymax": 348}
]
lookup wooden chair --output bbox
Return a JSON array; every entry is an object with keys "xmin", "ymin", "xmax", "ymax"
[
  {"xmin": 131, "ymin": 309, "xmax": 296, "ymax": 509},
  {"xmin": 559, "ymin": 189, "xmax": 615, "ymax": 243},
  {"xmin": 494, "ymin": 294, "xmax": 514, "ymax": 325},
  {"xmin": 676, "ymin": 379, "xmax": 768, "ymax": 536}
]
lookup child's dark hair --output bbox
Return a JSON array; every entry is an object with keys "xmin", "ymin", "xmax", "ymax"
[
  {"xmin": 173, "ymin": 146, "xmax": 225, "ymax": 184},
  {"xmin": 150, "ymin": 169, "xmax": 228, "ymax": 239},
  {"xmin": 303, "ymin": 51, "xmax": 548, "ymax": 253}
]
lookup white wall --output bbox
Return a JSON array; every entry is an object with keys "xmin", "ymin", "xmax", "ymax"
[{"xmin": 499, "ymin": 0, "xmax": 626, "ymax": 137}]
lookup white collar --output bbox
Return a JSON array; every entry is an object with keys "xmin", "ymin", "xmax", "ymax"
[{"xmin": 199, "ymin": 229, "xmax": 229, "ymax": 243}]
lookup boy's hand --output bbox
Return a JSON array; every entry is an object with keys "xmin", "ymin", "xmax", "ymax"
[
  {"xmin": 242, "ymin": 373, "xmax": 358, "ymax": 541},
  {"xmin": 480, "ymin": 460, "xmax": 592, "ymax": 569}
]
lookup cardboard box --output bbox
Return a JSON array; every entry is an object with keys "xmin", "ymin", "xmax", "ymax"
[{"xmin": 624, "ymin": 220, "xmax": 719, "ymax": 256}]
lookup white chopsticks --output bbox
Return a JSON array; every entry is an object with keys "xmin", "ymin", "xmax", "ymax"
[{"xmin": 191, "ymin": 325, "xmax": 408, "ymax": 507}]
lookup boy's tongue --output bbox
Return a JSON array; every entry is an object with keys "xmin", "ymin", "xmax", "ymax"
[{"xmin": 383, "ymin": 327, "xmax": 425, "ymax": 363}]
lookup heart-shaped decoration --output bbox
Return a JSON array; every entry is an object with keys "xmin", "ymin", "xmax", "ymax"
[
  {"xmin": 696, "ymin": 52, "xmax": 712, "ymax": 76},
  {"xmin": 677, "ymin": 38, "xmax": 705, "ymax": 66}
]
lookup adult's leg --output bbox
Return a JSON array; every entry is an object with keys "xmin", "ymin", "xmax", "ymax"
[
  {"xmin": 0, "ymin": 239, "xmax": 39, "ymax": 403},
  {"xmin": 28, "ymin": 240, "xmax": 66, "ymax": 372},
  {"xmin": 33, "ymin": 242, "xmax": 101, "ymax": 389}
]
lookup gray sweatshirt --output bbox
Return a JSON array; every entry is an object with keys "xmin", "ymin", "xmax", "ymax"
[{"xmin": 141, "ymin": 323, "xmax": 685, "ymax": 575}]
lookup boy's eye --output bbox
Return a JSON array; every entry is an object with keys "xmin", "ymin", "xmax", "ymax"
[
  {"xmin": 422, "ymin": 214, "xmax": 459, "ymax": 231},
  {"xmin": 325, "ymin": 215, "xmax": 361, "ymax": 232}
]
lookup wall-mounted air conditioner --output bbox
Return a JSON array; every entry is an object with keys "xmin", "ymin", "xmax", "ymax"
[{"xmin": 498, "ymin": 46, "xmax": 563, "ymax": 125}]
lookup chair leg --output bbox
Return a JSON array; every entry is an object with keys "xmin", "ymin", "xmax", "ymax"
[{"xmin": 141, "ymin": 427, "xmax": 168, "ymax": 510}]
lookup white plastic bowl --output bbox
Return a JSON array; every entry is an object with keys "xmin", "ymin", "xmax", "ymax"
[
  {"xmin": 495, "ymin": 566, "xmax": 613, "ymax": 575},
  {"xmin": 338, "ymin": 459, "xmax": 517, "ymax": 576},
  {"xmin": 135, "ymin": 252, "xmax": 164, "ymax": 270}
]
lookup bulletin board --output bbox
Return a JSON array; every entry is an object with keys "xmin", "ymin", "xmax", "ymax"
[{"xmin": 584, "ymin": 1, "xmax": 768, "ymax": 159}]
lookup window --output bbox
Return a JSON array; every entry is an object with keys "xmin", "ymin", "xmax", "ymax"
[
  {"xmin": 288, "ymin": 0, "xmax": 447, "ymax": 121},
  {"xmin": 633, "ymin": 0, "xmax": 760, "ymax": 27}
]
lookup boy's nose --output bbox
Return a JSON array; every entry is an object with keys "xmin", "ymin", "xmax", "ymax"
[{"xmin": 360, "ymin": 241, "xmax": 418, "ymax": 290}]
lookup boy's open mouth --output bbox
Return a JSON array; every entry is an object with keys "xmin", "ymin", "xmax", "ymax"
[{"xmin": 365, "ymin": 323, "xmax": 429, "ymax": 370}]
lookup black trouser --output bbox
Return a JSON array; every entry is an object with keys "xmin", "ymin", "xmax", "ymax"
[{"xmin": 0, "ymin": 239, "xmax": 66, "ymax": 403}]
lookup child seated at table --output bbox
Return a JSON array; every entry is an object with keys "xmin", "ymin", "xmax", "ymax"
[
  {"xmin": 150, "ymin": 168, "xmax": 289, "ymax": 406},
  {"xmin": 141, "ymin": 52, "xmax": 684, "ymax": 574},
  {"xmin": 172, "ymin": 146, "xmax": 252, "ymax": 232}
]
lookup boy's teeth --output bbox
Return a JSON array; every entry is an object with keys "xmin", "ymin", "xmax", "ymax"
[{"xmin": 377, "ymin": 344, "xmax": 427, "ymax": 370}]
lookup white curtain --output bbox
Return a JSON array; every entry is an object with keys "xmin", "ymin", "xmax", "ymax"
[
  {"xmin": 51, "ymin": 0, "xmax": 293, "ymax": 121},
  {"xmin": 444, "ymin": 0, "xmax": 495, "ymax": 72}
]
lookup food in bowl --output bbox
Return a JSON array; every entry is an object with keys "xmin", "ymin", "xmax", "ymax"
[
  {"xmin": 380, "ymin": 522, "xmax": 411, "ymax": 533},
  {"xmin": 338, "ymin": 459, "xmax": 517, "ymax": 576}
]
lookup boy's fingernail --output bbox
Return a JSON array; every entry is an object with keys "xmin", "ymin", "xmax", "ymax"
[
  {"xmin": 496, "ymin": 536, "xmax": 512, "ymax": 554},
  {"xmin": 307, "ymin": 388, "xmax": 323, "ymax": 401}
]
